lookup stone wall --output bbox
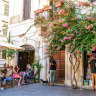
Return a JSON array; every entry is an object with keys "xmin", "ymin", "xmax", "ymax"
[{"xmin": 65, "ymin": 51, "xmax": 84, "ymax": 87}]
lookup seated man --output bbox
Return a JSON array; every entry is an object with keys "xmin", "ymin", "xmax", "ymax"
[
  {"xmin": 24, "ymin": 64, "xmax": 34, "ymax": 83},
  {"xmin": 2, "ymin": 66, "xmax": 13, "ymax": 89}
]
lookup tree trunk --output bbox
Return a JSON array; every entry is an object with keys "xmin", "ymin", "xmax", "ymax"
[{"xmin": 69, "ymin": 53, "xmax": 80, "ymax": 89}]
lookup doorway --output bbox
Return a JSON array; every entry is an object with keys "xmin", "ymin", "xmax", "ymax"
[
  {"xmin": 18, "ymin": 50, "xmax": 34, "ymax": 71},
  {"xmin": 53, "ymin": 51, "xmax": 65, "ymax": 83},
  {"xmin": 18, "ymin": 44, "xmax": 35, "ymax": 71}
]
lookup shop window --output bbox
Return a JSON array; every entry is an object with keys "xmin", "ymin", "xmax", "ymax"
[
  {"xmin": 83, "ymin": 51, "xmax": 92, "ymax": 86},
  {"xmin": 23, "ymin": 0, "xmax": 31, "ymax": 20},
  {"xmin": 4, "ymin": 3, "xmax": 9, "ymax": 16}
]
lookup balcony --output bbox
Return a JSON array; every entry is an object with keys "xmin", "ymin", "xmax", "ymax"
[
  {"xmin": 34, "ymin": 2, "xmax": 63, "ymax": 36},
  {"xmin": 34, "ymin": 1, "xmax": 63, "ymax": 25}
]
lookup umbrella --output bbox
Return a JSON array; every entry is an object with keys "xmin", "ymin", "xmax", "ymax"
[{"xmin": 0, "ymin": 42, "xmax": 22, "ymax": 50}]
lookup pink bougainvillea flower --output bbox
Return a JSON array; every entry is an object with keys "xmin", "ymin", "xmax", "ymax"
[
  {"xmin": 87, "ymin": 17, "xmax": 92, "ymax": 20},
  {"xmin": 74, "ymin": 30, "xmax": 78, "ymax": 34},
  {"xmin": 64, "ymin": 37, "xmax": 72, "ymax": 40},
  {"xmin": 50, "ymin": 30, "xmax": 53, "ymax": 34},
  {"xmin": 59, "ymin": 10, "xmax": 64, "ymax": 15},
  {"xmin": 52, "ymin": 45, "xmax": 55, "ymax": 48},
  {"xmin": 70, "ymin": 53, "xmax": 73, "ymax": 56},
  {"xmin": 91, "ymin": 30, "xmax": 96, "ymax": 34},
  {"xmin": 75, "ymin": 17, "xmax": 78, "ymax": 20},
  {"xmin": 66, "ymin": 46, "xmax": 69, "ymax": 49},
  {"xmin": 88, "ymin": 52, "xmax": 93, "ymax": 56},
  {"xmin": 90, "ymin": 24, "xmax": 93, "ymax": 28},
  {"xmin": 68, "ymin": 37, "xmax": 72, "ymax": 40},
  {"xmin": 67, "ymin": 43, "xmax": 71, "ymax": 46},
  {"xmin": 77, "ymin": 4, "xmax": 81, "ymax": 7},
  {"xmin": 62, "ymin": 23, "xmax": 68, "ymax": 27},
  {"xmin": 91, "ymin": 46, "xmax": 96, "ymax": 51},
  {"xmin": 78, "ymin": 50, "xmax": 81, "ymax": 53},
  {"xmin": 49, "ymin": 24, "xmax": 54, "ymax": 27},
  {"xmin": 79, "ymin": 27, "xmax": 81, "ymax": 30},
  {"xmin": 64, "ymin": 37, "xmax": 68, "ymax": 40},
  {"xmin": 60, "ymin": 20, "xmax": 63, "ymax": 23},
  {"xmin": 45, "ymin": 17, "xmax": 48, "ymax": 20},
  {"xmin": 69, "ymin": 34, "xmax": 74, "ymax": 36},
  {"xmin": 70, "ymin": 2, "xmax": 73, "ymax": 6},
  {"xmin": 44, "ymin": 32, "xmax": 48, "ymax": 36},
  {"xmin": 57, "ymin": 46, "xmax": 61, "ymax": 50},
  {"xmin": 86, "ymin": 27, "xmax": 89, "ymax": 30},
  {"xmin": 61, "ymin": 40, "xmax": 63, "ymax": 42},
  {"xmin": 86, "ymin": 24, "xmax": 93, "ymax": 30},
  {"xmin": 56, "ymin": 36, "xmax": 58, "ymax": 40}
]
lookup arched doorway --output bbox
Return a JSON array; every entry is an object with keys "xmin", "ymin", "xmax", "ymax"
[{"xmin": 18, "ymin": 44, "xmax": 35, "ymax": 71}]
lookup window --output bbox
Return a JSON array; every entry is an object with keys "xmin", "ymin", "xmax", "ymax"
[
  {"xmin": 23, "ymin": 0, "xmax": 31, "ymax": 20},
  {"xmin": 50, "ymin": 1, "xmax": 54, "ymax": 17},
  {"xmin": 4, "ymin": 4, "xmax": 9, "ymax": 16},
  {"xmin": 3, "ymin": 24, "xmax": 8, "ymax": 37},
  {"xmin": 2, "ymin": 51, "xmax": 6, "ymax": 59}
]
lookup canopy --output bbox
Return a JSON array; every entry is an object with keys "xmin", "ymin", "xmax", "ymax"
[{"xmin": 0, "ymin": 42, "xmax": 22, "ymax": 50}]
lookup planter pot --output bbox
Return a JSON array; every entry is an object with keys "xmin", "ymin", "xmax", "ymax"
[
  {"xmin": 43, "ymin": 6, "xmax": 52, "ymax": 11},
  {"xmin": 34, "ymin": 9, "xmax": 44, "ymax": 15},
  {"xmin": 55, "ymin": 2, "xmax": 63, "ymax": 7}
]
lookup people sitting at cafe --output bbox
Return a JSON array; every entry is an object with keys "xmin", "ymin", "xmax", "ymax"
[
  {"xmin": 2, "ymin": 66, "xmax": 13, "ymax": 86},
  {"xmin": 13, "ymin": 65, "xmax": 23, "ymax": 86},
  {"xmin": 24, "ymin": 64, "xmax": 34, "ymax": 83},
  {"xmin": 1, "ymin": 63, "xmax": 7, "ymax": 78},
  {"xmin": 6, "ymin": 64, "xmax": 10, "ymax": 71}
]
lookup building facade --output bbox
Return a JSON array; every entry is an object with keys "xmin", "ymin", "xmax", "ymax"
[
  {"xmin": 8, "ymin": 0, "xmax": 50, "ymax": 79},
  {"xmin": 8, "ymin": 0, "xmax": 96, "ymax": 88},
  {"xmin": 34, "ymin": 0, "xmax": 96, "ymax": 88},
  {"xmin": 0, "ymin": 0, "xmax": 10, "ymax": 60}
]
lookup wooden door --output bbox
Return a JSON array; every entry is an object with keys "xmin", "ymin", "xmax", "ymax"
[{"xmin": 53, "ymin": 51, "xmax": 65, "ymax": 82}]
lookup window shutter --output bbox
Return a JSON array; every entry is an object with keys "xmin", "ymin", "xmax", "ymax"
[
  {"xmin": 4, "ymin": 4, "xmax": 9, "ymax": 16},
  {"xmin": 3, "ymin": 24, "xmax": 8, "ymax": 37},
  {"xmin": 23, "ymin": 0, "xmax": 31, "ymax": 20}
]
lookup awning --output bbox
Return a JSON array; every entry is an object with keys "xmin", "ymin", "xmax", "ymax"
[{"xmin": 0, "ymin": 42, "xmax": 23, "ymax": 50}]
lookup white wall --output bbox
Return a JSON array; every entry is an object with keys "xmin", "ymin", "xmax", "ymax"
[{"xmin": 0, "ymin": 0, "xmax": 9, "ymax": 42}]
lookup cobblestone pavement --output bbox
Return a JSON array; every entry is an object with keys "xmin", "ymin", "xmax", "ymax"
[{"xmin": 0, "ymin": 83, "xmax": 96, "ymax": 96}]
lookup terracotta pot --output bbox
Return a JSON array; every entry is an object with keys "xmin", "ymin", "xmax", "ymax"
[
  {"xmin": 43, "ymin": 6, "xmax": 52, "ymax": 11},
  {"xmin": 55, "ymin": 2, "xmax": 63, "ymax": 7},
  {"xmin": 34, "ymin": 9, "xmax": 44, "ymax": 14}
]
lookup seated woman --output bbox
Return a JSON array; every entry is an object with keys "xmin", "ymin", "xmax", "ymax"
[
  {"xmin": 2, "ymin": 66, "xmax": 13, "ymax": 86},
  {"xmin": 1, "ymin": 63, "xmax": 7, "ymax": 78},
  {"xmin": 24, "ymin": 64, "xmax": 34, "ymax": 83},
  {"xmin": 13, "ymin": 65, "xmax": 22, "ymax": 86}
]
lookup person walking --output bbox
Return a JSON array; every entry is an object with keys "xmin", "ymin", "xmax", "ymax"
[
  {"xmin": 89, "ymin": 53, "xmax": 96, "ymax": 91},
  {"xmin": 49, "ymin": 59, "xmax": 56, "ymax": 86}
]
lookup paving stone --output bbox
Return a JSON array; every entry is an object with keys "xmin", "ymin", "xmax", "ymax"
[{"xmin": 0, "ymin": 83, "xmax": 96, "ymax": 96}]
